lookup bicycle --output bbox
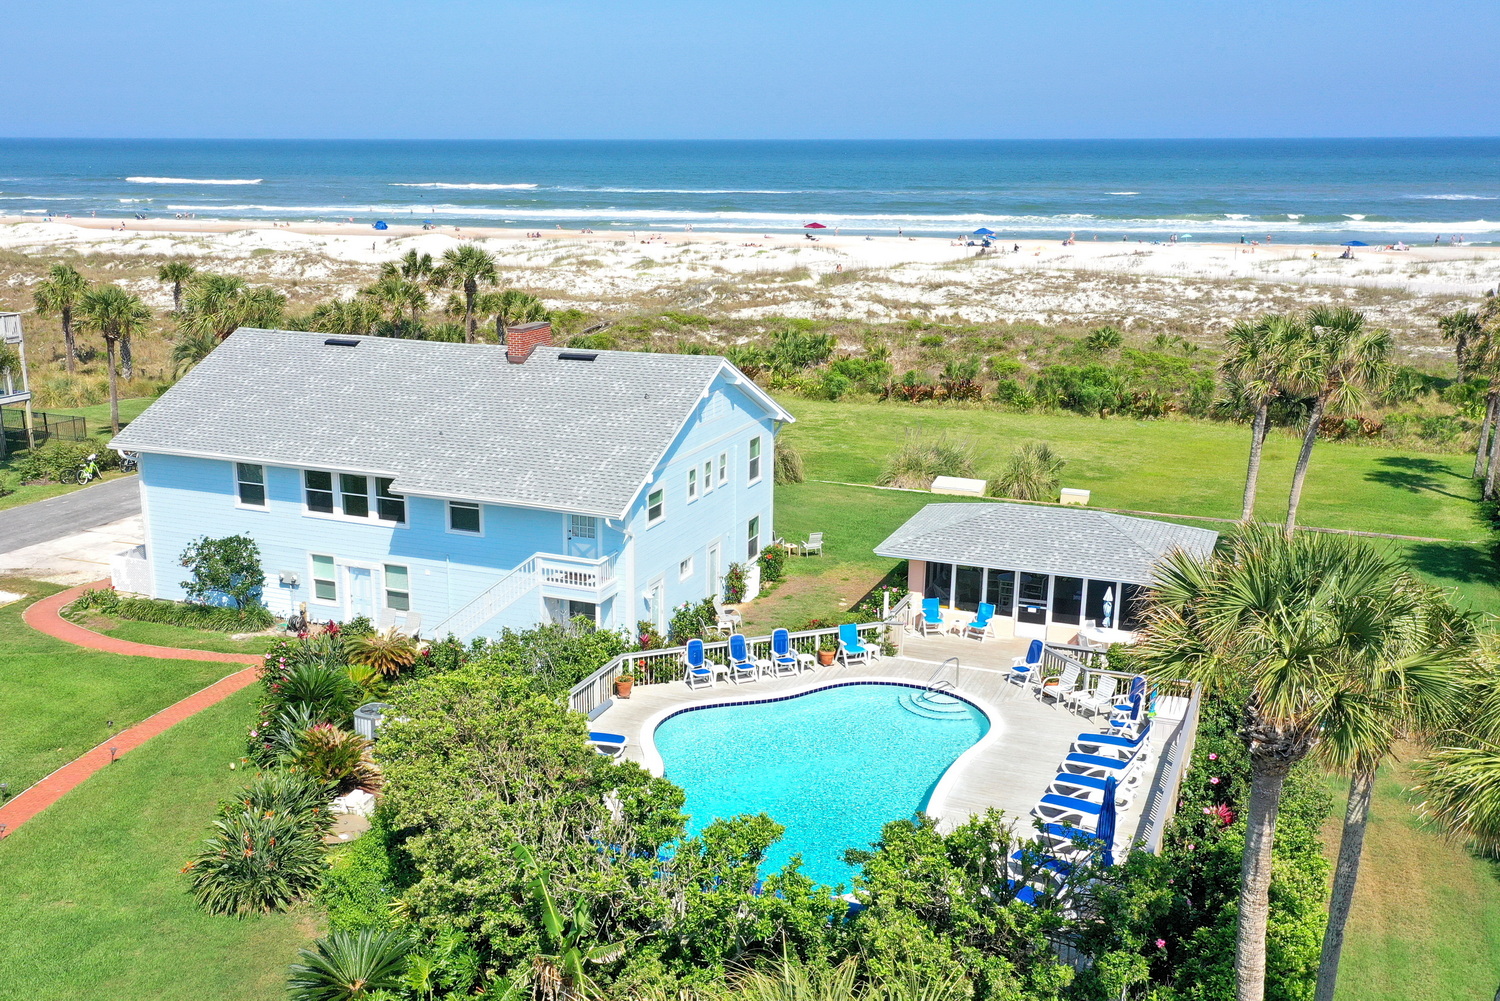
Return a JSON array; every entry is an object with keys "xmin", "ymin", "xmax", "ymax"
[
  {"xmin": 117, "ymin": 451, "xmax": 138, "ymax": 473},
  {"xmin": 72, "ymin": 453, "xmax": 103, "ymax": 485}
]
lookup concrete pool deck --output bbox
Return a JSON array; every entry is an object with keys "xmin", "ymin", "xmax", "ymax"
[{"xmin": 592, "ymin": 641, "xmax": 1182, "ymax": 851}]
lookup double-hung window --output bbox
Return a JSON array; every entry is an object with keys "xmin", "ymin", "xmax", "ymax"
[
  {"xmin": 679, "ymin": 556, "xmax": 694, "ymax": 581},
  {"xmin": 236, "ymin": 463, "xmax": 266, "ymax": 508},
  {"xmin": 747, "ymin": 516, "xmax": 761, "ymax": 560},
  {"xmin": 647, "ymin": 488, "xmax": 665, "ymax": 526},
  {"xmin": 448, "ymin": 501, "xmax": 482, "ymax": 535},
  {"xmin": 748, "ymin": 437, "xmax": 762, "ymax": 483},
  {"xmin": 340, "ymin": 474, "xmax": 370, "ymax": 518},
  {"xmin": 718, "ymin": 452, "xmax": 728, "ymax": 487},
  {"xmin": 375, "ymin": 478, "xmax": 406, "ymax": 524},
  {"xmin": 687, "ymin": 467, "xmax": 698, "ymax": 501},
  {"xmin": 384, "ymin": 564, "xmax": 411, "ymax": 611},
  {"xmin": 310, "ymin": 554, "xmax": 337, "ymax": 602},
  {"xmin": 702, "ymin": 460, "xmax": 714, "ymax": 494},
  {"xmin": 305, "ymin": 470, "xmax": 335, "ymax": 513}
]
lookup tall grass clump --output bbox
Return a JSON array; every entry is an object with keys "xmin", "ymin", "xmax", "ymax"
[
  {"xmin": 775, "ymin": 437, "xmax": 806, "ymax": 484},
  {"xmin": 876, "ymin": 430, "xmax": 976, "ymax": 490},
  {"xmin": 988, "ymin": 441, "xmax": 1066, "ymax": 502}
]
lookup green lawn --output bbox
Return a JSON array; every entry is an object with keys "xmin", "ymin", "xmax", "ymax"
[
  {"xmin": 0, "ymin": 580, "xmax": 253, "ymax": 793},
  {"xmin": 62, "ymin": 606, "xmax": 280, "ymax": 656},
  {"xmin": 1322, "ymin": 759, "xmax": 1500, "ymax": 1001},
  {"xmin": 0, "ymin": 688, "xmax": 317, "ymax": 1001},
  {"xmin": 0, "ymin": 397, "xmax": 154, "ymax": 511}
]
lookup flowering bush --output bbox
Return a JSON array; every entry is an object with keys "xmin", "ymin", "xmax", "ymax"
[
  {"xmin": 722, "ymin": 562, "xmax": 748, "ymax": 603},
  {"xmin": 757, "ymin": 544, "xmax": 787, "ymax": 584}
]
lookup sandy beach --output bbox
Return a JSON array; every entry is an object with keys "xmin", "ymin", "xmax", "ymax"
[{"xmin": 3, "ymin": 215, "xmax": 1495, "ymax": 344}]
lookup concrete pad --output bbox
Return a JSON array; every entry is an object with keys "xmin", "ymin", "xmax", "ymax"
[
  {"xmin": 931, "ymin": 475, "xmax": 987, "ymax": 497},
  {"xmin": 0, "ymin": 515, "xmax": 144, "ymax": 585}
]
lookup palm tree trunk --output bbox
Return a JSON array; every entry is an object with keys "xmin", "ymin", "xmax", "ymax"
[
  {"xmin": 105, "ymin": 336, "xmax": 120, "ymax": 433},
  {"xmin": 172, "ymin": 282, "xmax": 183, "ymax": 312},
  {"xmin": 1484, "ymin": 419, "xmax": 1500, "ymax": 501},
  {"xmin": 496, "ymin": 314, "xmax": 506, "ymax": 344},
  {"xmin": 120, "ymin": 333, "xmax": 133, "ymax": 381},
  {"xmin": 1477, "ymin": 392, "xmax": 1498, "ymax": 481},
  {"xmin": 1236, "ymin": 756, "xmax": 1293, "ymax": 1001},
  {"xmin": 464, "ymin": 284, "xmax": 478, "ymax": 343},
  {"xmin": 1241, "ymin": 402, "xmax": 1270, "ymax": 523},
  {"xmin": 1284, "ymin": 394, "xmax": 1328, "ymax": 538},
  {"xmin": 61, "ymin": 306, "xmax": 77, "ymax": 373},
  {"xmin": 1314, "ymin": 764, "xmax": 1376, "ymax": 1001}
]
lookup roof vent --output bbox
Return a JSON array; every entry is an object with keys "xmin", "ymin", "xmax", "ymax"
[
  {"xmin": 558, "ymin": 351, "xmax": 598, "ymax": 362},
  {"xmin": 324, "ymin": 337, "xmax": 360, "ymax": 347}
]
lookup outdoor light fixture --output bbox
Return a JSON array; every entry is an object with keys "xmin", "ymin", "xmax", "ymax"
[
  {"xmin": 109, "ymin": 746, "xmax": 118, "ymax": 763},
  {"xmin": 0, "ymin": 782, "xmax": 8, "ymax": 801}
]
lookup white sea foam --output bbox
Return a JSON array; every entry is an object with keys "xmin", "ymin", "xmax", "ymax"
[
  {"xmin": 390, "ymin": 182, "xmax": 538, "ymax": 190},
  {"xmin": 1107, "ymin": 191, "xmax": 1139, "ymax": 196},
  {"xmin": 559, "ymin": 187, "xmax": 809, "ymax": 195},
  {"xmin": 1344, "ymin": 214, "xmax": 1366, "ymax": 221},
  {"xmin": 1416, "ymin": 194, "xmax": 1497, "ymax": 201},
  {"xmin": 1286, "ymin": 214, "xmax": 1303, "ymax": 220},
  {"xmin": 126, "ymin": 176, "xmax": 262, "ymax": 185},
  {"xmin": 1224, "ymin": 214, "xmax": 1250, "ymax": 220}
]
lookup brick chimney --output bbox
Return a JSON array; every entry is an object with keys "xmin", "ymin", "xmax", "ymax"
[{"xmin": 505, "ymin": 321, "xmax": 553, "ymax": 364}]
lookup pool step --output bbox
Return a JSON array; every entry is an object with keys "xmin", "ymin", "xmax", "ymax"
[{"xmin": 899, "ymin": 691, "xmax": 972, "ymax": 720}]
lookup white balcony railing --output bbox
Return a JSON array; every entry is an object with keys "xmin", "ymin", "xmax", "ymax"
[{"xmin": 537, "ymin": 553, "xmax": 616, "ymax": 593}]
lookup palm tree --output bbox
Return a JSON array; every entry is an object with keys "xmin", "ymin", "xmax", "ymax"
[
  {"xmin": 1411, "ymin": 653, "xmax": 1500, "ymax": 857},
  {"xmin": 75, "ymin": 285, "xmax": 151, "ymax": 432},
  {"xmin": 170, "ymin": 328, "xmax": 220, "ymax": 375},
  {"xmin": 287, "ymin": 929, "xmax": 412, "ymax": 1001},
  {"xmin": 361, "ymin": 274, "xmax": 428, "ymax": 325},
  {"xmin": 435, "ymin": 245, "xmax": 497, "ymax": 343},
  {"xmin": 32, "ymin": 263, "xmax": 90, "ymax": 373},
  {"xmin": 157, "ymin": 261, "xmax": 196, "ymax": 313},
  {"xmin": 309, "ymin": 298, "xmax": 382, "ymax": 337},
  {"xmin": 380, "ymin": 249, "xmax": 436, "ymax": 285},
  {"xmin": 1282, "ymin": 307, "xmax": 1391, "ymax": 537},
  {"xmin": 1311, "ymin": 587, "xmax": 1471, "ymax": 1001},
  {"xmin": 474, "ymin": 288, "xmax": 547, "ymax": 343},
  {"xmin": 1466, "ymin": 312, "xmax": 1500, "ymax": 492},
  {"xmin": 1220, "ymin": 314, "xmax": 1309, "ymax": 523},
  {"xmin": 1133, "ymin": 527, "xmax": 1440, "ymax": 1001},
  {"xmin": 181, "ymin": 273, "xmax": 287, "ymax": 340}
]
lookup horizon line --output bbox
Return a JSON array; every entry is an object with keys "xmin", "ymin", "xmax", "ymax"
[{"xmin": 4, "ymin": 134, "xmax": 1500, "ymax": 143}]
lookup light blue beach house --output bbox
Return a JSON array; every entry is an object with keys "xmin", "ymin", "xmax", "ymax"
[{"xmin": 110, "ymin": 323, "xmax": 793, "ymax": 638}]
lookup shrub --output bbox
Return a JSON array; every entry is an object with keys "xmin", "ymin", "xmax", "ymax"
[
  {"xmin": 1084, "ymin": 325, "xmax": 1123, "ymax": 351},
  {"xmin": 179, "ymin": 534, "xmax": 265, "ymax": 609},
  {"xmin": 71, "ymin": 587, "xmax": 275, "ymax": 631},
  {"xmin": 768, "ymin": 327, "xmax": 835, "ymax": 371},
  {"xmin": 988, "ymin": 442, "xmax": 1066, "ymax": 502},
  {"xmin": 288, "ymin": 723, "xmax": 381, "ymax": 794},
  {"xmin": 876, "ymin": 430, "xmax": 976, "ymax": 489},
  {"xmin": 566, "ymin": 332, "xmax": 618, "ymax": 350},
  {"xmin": 9, "ymin": 439, "xmax": 118, "ymax": 483},
  {"xmin": 668, "ymin": 598, "xmax": 720, "ymax": 643},
  {"xmin": 993, "ymin": 378, "xmax": 1036, "ymax": 410},
  {"xmin": 723, "ymin": 562, "xmax": 748, "ymax": 603},
  {"xmin": 221, "ymin": 770, "xmax": 336, "ymax": 835},
  {"xmin": 775, "ymin": 437, "xmax": 806, "ymax": 484},
  {"xmin": 758, "ymin": 544, "xmax": 788, "ymax": 584},
  {"xmin": 345, "ymin": 627, "xmax": 419, "ymax": 678},
  {"xmin": 827, "ymin": 355, "xmax": 893, "ymax": 394},
  {"xmin": 287, "ymin": 929, "xmax": 413, "ymax": 1001},
  {"xmin": 185, "ymin": 810, "xmax": 325, "ymax": 916}
]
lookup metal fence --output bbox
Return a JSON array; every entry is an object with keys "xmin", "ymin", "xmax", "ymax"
[{"xmin": 1, "ymin": 409, "xmax": 88, "ymax": 452}]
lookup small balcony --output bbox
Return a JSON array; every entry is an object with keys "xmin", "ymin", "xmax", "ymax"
[{"xmin": 536, "ymin": 552, "xmax": 618, "ymax": 601}]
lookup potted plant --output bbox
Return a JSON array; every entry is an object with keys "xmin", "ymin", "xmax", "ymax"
[
  {"xmin": 816, "ymin": 641, "xmax": 837, "ymax": 667},
  {"xmin": 614, "ymin": 674, "xmax": 635, "ymax": 698}
]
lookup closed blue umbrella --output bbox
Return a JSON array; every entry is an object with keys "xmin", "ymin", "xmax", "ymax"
[{"xmin": 1098, "ymin": 776, "xmax": 1119, "ymax": 867}]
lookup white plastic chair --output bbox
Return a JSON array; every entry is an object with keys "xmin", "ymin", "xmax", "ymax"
[{"xmin": 1065, "ymin": 676, "xmax": 1119, "ymax": 718}]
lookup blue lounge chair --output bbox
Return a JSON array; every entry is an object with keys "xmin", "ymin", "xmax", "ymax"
[
  {"xmin": 965, "ymin": 602, "xmax": 995, "ymax": 642},
  {"xmin": 837, "ymin": 623, "xmax": 872, "ymax": 667},
  {"xmin": 728, "ymin": 633, "xmax": 761, "ymax": 684},
  {"xmin": 770, "ymin": 628, "xmax": 803, "ymax": 677},
  {"xmin": 917, "ymin": 597, "xmax": 943, "ymax": 636},
  {"xmin": 1060, "ymin": 752, "xmax": 1142, "ymax": 782},
  {"xmin": 1072, "ymin": 719, "xmax": 1152, "ymax": 761},
  {"xmin": 681, "ymin": 638, "xmax": 721, "ymax": 690},
  {"xmin": 1009, "ymin": 639, "xmax": 1043, "ymax": 687},
  {"xmin": 588, "ymin": 731, "xmax": 628, "ymax": 756},
  {"xmin": 1046, "ymin": 771, "xmax": 1134, "ymax": 807},
  {"xmin": 1034, "ymin": 793, "xmax": 1105, "ymax": 829}
]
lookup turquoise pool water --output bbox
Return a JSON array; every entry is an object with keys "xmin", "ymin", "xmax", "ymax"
[{"xmin": 652, "ymin": 682, "xmax": 990, "ymax": 888}]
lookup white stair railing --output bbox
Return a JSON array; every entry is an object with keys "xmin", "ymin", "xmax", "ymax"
[{"xmin": 431, "ymin": 557, "xmax": 540, "ymax": 639}]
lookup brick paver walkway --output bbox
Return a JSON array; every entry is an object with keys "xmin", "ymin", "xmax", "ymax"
[{"xmin": 0, "ymin": 581, "xmax": 264, "ymax": 838}]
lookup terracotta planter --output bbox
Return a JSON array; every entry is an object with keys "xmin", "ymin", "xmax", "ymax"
[
  {"xmin": 817, "ymin": 650, "xmax": 836, "ymax": 666},
  {"xmin": 614, "ymin": 677, "xmax": 634, "ymax": 698}
]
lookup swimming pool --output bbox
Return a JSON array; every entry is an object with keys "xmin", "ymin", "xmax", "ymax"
[{"xmin": 648, "ymin": 681, "xmax": 992, "ymax": 888}]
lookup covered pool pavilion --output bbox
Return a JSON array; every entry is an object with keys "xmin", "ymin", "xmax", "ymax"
[{"xmin": 874, "ymin": 502, "xmax": 1219, "ymax": 644}]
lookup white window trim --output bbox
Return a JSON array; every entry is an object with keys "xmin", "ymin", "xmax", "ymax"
[
  {"xmin": 383, "ymin": 563, "xmax": 412, "ymax": 612},
  {"xmin": 309, "ymin": 553, "xmax": 338, "ymax": 606},
  {"xmin": 687, "ymin": 467, "xmax": 698, "ymax": 502},
  {"xmin": 302, "ymin": 468, "xmax": 408, "ymax": 528},
  {"xmin": 702, "ymin": 460, "xmax": 714, "ymax": 494},
  {"xmin": 232, "ymin": 461, "xmax": 268, "ymax": 511},
  {"xmin": 646, "ymin": 487, "xmax": 666, "ymax": 527},
  {"xmin": 679, "ymin": 555, "xmax": 694, "ymax": 581},
  {"xmin": 446, "ymin": 500, "xmax": 485, "ymax": 536},
  {"xmin": 747, "ymin": 436, "xmax": 763, "ymax": 486},
  {"xmin": 747, "ymin": 516, "xmax": 761, "ymax": 561},
  {"xmin": 718, "ymin": 451, "xmax": 728, "ymax": 487}
]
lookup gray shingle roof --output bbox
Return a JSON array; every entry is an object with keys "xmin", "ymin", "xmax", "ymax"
[
  {"xmin": 874, "ymin": 502, "xmax": 1219, "ymax": 584},
  {"xmin": 111, "ymin": 328, "xmax": 791, "ymax": 518}
]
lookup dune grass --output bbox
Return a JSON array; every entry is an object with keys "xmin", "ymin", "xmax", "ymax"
[
  {"xmin": 0, "ymin": 687, "xmax": 316, "ymax": 1001},
  {"xmin": 0, "ymin": 579, "xmax": 249, "ymax": 793},
  {"xmin": 1322, "ymin": 759, "xmax": 1500, "ymax": 1001}
]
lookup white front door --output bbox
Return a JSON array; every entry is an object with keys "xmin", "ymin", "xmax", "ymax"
[
  {"xmin": 566, "ymin": 515, "xmax": 600, "ymax": 559},
  {"xmin": 345, "ymin": 565, "xmax": 376, "ymax": 622},
  {"xmin": 645, "ymin": 578, "xmax": 665, "ymax": 632},
  {"xmin": 706, "ymin": 543, "xmax": 722, "ymax": 601}
]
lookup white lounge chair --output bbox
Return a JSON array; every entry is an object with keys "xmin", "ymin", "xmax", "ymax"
[
  {"xmin": 714, "ymin": 602, "xmax": 742, "ymax": 634},
  {"xmin": 797, "ymin": 532, "xmax": 824, "ymax": 556},
  {"xmin": 1065, "ymin": 676, "xmax": 1119, "ymax": 718},
  {"xmin": 1038, "ymin": 661, "xmax": 1082, "ymax": 707},
  {"xmin": 1045, "ymin": 770, "xmax": 1135, "ymax": 807},
  {"xmin": 588, "ymin": 731, "xmax": 628, "ymax": 757}
]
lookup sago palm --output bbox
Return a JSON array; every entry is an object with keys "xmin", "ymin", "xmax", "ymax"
[
  {"xmin": 287, "ymin": 929, "xmax": 413, "ymax": 1001},
  {"xmin": 1132, "ymin": 526, "xmax": 1437, "ymax": 1001},
  {"xmin": 1282, "ymin": 307, "xmax": 1390, "ymax": 536},
  {"xmin": 75, "ymin": 285, "xmax": 151, "ymax": 432},
  {"xmin": 32, "ymin": 263, "xmax": 89, "ymax": 373},
  {"xmin": 157, "ymin": 260, "xmax": 196, "ymax": 312},
  {"xmin": 436, "ymin": 245, "xmax": 498, "ymax": 343},
  {"xmin": 1309, "ymin": 582, "xmax": 1471, "ymax": 1001},
  {"xmin": 1220, "ymin": 313, "xmax": 1309, "ymax": 522}
]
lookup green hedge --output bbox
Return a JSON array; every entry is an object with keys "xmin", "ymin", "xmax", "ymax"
[
  {"xmin": 71, "ymin": 587, "xmax": 275, "ymax": 632},
  {"xmin": 10, "ymin": 440, "xmax": 120, "ymax": 483}
]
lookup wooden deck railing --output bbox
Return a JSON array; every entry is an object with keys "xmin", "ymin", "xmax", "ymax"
[{"xmin": 1136, "ymin": 682, "xmax": 1204, "ymax": 853}]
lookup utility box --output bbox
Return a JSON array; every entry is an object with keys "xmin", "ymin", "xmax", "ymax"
[
  {"xmin": 931, "ymin": 475, "xmax": 987, "ymax": 497},
  {"xmin": 353, "ymin": 702, "xmax": 394, "ymax": 741}
]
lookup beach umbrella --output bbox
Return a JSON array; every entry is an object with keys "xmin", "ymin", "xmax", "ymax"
[
  {"xmin": 373, "ymin": 220, "xmax": 389, "ymax": 231},
  {"xmin": 1341, "ymin": 240, "xmax": 1368, "ymax": 246},
  {"xmin": 972, "ymin": 227, "xmax": 995, "ymax": 236},
  {"xmin": 803, "ymin": 222, "xmax": 827, "ymax": 229},
  {"xmin": 1102, "ymin": 587, "xmax": 1114, "ymax": 629},
  {"xmin": 1098, "ymin": 776, "xmax": 1119, "ymax": 867}
]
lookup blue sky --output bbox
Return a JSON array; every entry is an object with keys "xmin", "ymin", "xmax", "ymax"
[{"xmin": 4, "ymin": 0, "xmax": 1497, "ymax": 139}]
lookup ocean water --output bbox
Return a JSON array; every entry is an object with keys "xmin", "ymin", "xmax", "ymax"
[
  {"xmin": 2, "ymin": 138, "xmax": 1498, "ymax": 244},
  {"xmin": 652, "ymin": 682, "xmax": 989, "ymax": 888}
]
